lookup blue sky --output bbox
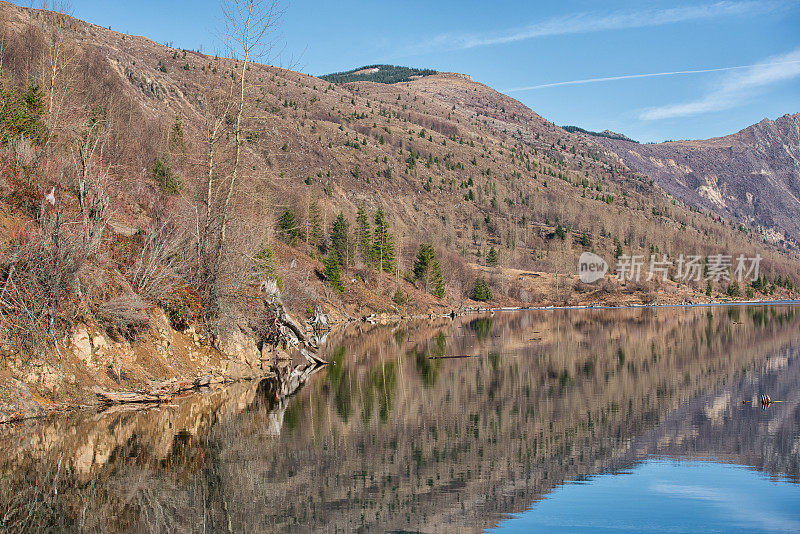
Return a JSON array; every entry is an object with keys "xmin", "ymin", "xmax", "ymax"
[{"xmin": 23, "ymin": 0, "xmax": 800, "ymax": 142}]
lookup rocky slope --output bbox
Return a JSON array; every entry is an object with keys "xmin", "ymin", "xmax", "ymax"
[{"xmin": 590, "ymin": 114, "xmax": 800, "ymax": 246}]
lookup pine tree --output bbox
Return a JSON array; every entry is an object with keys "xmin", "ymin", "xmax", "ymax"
[
  {"xmin": 413, "ymin": 243, "xmax": 445, "ymax": 298},
  {"xmin": 324, "ymin": 252, "xmax": 345, "ymax": 293},
  {"xmin": 355, "ymin": 203, "xmax": 372, "ymax": 265},
  {"xmin": 0, "ymin": 80, "xmax": 47, "ymax": 144},
  {"xmin": 486, "ymin": 247, "xmax": 499, "ymax": 267},
  {"xmin": 168, "ymin": 114, "xmax": 186, "ymax": 153},
  {"xmin": 306, "ymin": 200, "xmax": 323, "ymax": 250},
  {"xmin": 727, "ymin": 281, "xmax": 741, "ymax": 297},
  {"xmin": 372, "ymin": 209, "xmax": 395, "ymax": 273},
  {"xmin": 277, "ymin": 209, "xmax": 299, "ymax": 245},
  {"xmin": 330, "ymin": 212, "xmax": 350, "ymax": 267},
  {"xmin": 471, "ymin": 278, "xmax": 492, "ymax": 301}
]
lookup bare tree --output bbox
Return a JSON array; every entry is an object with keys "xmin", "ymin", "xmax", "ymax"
[
  {"xmin": 36, "ymin": 1, "xmax": 78, "ymax": 149},
  {"xmin": 198, "ymin": 69, "xmax": 236, "ymax": 262},
  {"xmin": 218, "ymin": 0, "xmax": 284, "ymax": 250}
]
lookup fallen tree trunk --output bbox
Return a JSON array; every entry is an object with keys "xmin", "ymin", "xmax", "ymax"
[
  {"xmin": 95, "ymin": 390, "xmax": 169, "ymax": 404},
  {"xmin": 95, "ymin": 375, "xmax": 220, "ymax": 405}
]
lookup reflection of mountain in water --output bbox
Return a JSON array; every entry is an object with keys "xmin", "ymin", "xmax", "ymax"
[
  {"xmin": 0, "ymin": 306, "xmax": 799, "ymax": 532},
  {"xmin": 635, "ymin": 344, "xmax": 800, "ymax": 482}
]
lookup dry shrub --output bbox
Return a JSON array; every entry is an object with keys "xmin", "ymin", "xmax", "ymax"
[
  {"xmin": 439, "ymin": 248, "xmax": 474, "ymax": 300},
  {"xmin": 275, "ymin": 257, "xmax": 319, "ymax": 311},
  {"xmin": 599, "ymin": 278, "xmax": 620, "ymax": 294},
  {"xmin": 625, "ymin": 279, "xmax": 654, "ymax": 294},
  {"xmin": 573, "ymin": 280, "xmax": 594, "ymax": 293},
  {"xmin": 97, "ymin": 292, "xmax": 150, "ymax": 339},
  {"xmin": 0, "ymin": 206, "xmax": 92, "ymax": 359},
  {"xmin": 163, "ymin": 284, "xmax": 202, "ymax": 331},
  {"xmin": 126, "ymin": 217, "xmax": 194, "ymax": 306},
  {"xmin": 2, "ymin": 158, "xmax": 40, "ymax": 216}
]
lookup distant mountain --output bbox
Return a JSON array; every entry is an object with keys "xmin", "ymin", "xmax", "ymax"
[
  {"xmin": 319, "ymin": 64, "xmax": 437, "ymax": 84},
  {"xmin": 561, "ymin": 125, "xmax": 638, "ymax": 143},
  {"xmin": 590, "ymin": 114, "xmax": 800, "ymax": 245}
]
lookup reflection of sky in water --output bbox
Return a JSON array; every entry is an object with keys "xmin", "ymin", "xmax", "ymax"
[{"xmin": 491, "ymin": 460, "xmax": 800, "ymax": 533}]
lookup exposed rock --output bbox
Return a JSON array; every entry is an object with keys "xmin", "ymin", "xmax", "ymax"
[
  {"xmin": 92, "ymin": 334, "xmax": 108, "ymax": 354},
  {"xmin": 71, "ymin": 326, "xmax": 92, "ymax": 366},
  {"xmin": 107, "ymin": 217, "xmax": 138, "ymax": 237},
  {"xmin": 221, "ymin": 359, "xmax": 258, "ymax": 381},
  {"xmin": 0, "ymin": 376, "xmax": 44, "ymax": 423},
  {"xmin": 217, "ymin": 326, "xmax": 261, "ymax": 367}
]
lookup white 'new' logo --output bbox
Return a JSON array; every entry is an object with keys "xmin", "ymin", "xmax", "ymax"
[{"xmin": 578, "ymin": 252, "xmax": 608, "ymax": 284}]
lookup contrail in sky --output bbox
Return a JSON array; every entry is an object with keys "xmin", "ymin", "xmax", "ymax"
[{"xmin": 505, "ymin": 60, "xmax": 800, "ymax": 92}]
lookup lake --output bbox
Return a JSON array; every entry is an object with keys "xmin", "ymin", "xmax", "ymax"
[{"xmin": 1, "ymin": 305, "xmax": 799, "ymax": 532}]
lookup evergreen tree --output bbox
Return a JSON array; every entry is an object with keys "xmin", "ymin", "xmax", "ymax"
[
  {"xmin": 168, "ymin": 114, "xmax": 186, "ymax": 153},
  {"xmin": 324, "ymin": 252, "xmax": 345, "ymax": 293},
  {"xmin": 486, "ymin": 247, "xmax": 499, "ymax": 267},
  {"xmin": 306, "ymin": 200, "xmax": 323, "ymax": 250},
  {"xmin": 555, "ymin": 224, "xmax": 566, "ymax": 240},
  {"xmin": 372, "ymin": 209, "xmax": 395, "ymax": 273},
  {"xmin": 330, "ymin": 212, "xmax": 350, "ymax": 267},
  {"xmin": 413, "ymin": 243, "xmax": 445, "ymax": 298},
  {"xmin": 151, "ymin": 158, "xmax": 182, "ymax": 194},
  {"xmin": 727, "ymin": 281, "xmax": 741, "ymax": 297},
  {"xmin": 277, "ymin": 209, "xmax": 299, "ymax": 245},
  {"xmin": 0, "ymin": 79, "xmax": 47, "ymax": 144},
  {"xmin": 471, "ymin": 278, "xmax": 492, "ymax": 302},
  {"xmin": 355, "ymin": 203, "xmax": 372, "ymax": 264}
]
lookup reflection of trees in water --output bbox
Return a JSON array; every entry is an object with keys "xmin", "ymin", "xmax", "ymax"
[
  {"xmin": 411, "ymin": 332, "xmax": 445, "ymax": 388},
  {"xmin": 469, "ymin": 317, "xmax": 493, "ymax": 341},
  {"xmin": 1, "ymin": 307, "xmax": 799, "ymax": 532}
]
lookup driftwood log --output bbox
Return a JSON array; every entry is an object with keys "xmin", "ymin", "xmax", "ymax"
[
  {"xmin": 95, "ymin": 362, "xmax": 323, "ymax": 406},
  {"xmin": 263, "ymin": 279, "xmax": 328, "ymax": 365},
  {"xmin": 95, "ymin": 391, "xmax": 169, "ymax": 404},
  {"xmin": 95, "ymin": 375, "xmax": 219, "ymax": 405}
]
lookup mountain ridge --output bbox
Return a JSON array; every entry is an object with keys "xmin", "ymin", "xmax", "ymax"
[{"xmin": 589, "ymin": 112, "xmax": 800, "ymax": 245}]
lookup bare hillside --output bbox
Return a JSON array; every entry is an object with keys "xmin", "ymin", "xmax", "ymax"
[{"xmin": 590, "ymin": 113, "xmax": 800, "ymax": 246}]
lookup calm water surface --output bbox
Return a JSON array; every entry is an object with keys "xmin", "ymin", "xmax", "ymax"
[{"xmin": 1, "ymin": 305, "xmax": 799, "ymax": 532}]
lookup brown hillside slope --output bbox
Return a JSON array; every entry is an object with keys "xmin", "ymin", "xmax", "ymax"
[{"xmin": 0, "ymin": 1, "xmax": 798, "ymax": 329}]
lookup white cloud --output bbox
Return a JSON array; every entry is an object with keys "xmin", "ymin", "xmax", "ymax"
[
  {"xmin": 652, "ymin": 482, "xmax": 800, "ymax": 532},
  {"xmin": 408, "ymin": 1, "xmax": 783, "ymax": 54},
  {"xmin": 640, "ymin": 48, "xmax": 800, "ymax": 120},
  {"xmin": 504, "ymin": 62, "xmax": 800, "ymax": 92}
]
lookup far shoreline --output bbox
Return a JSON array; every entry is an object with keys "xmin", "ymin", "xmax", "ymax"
[{"xmin": 478, "ymin": 298, "xmax": 800, "ymax": 313}]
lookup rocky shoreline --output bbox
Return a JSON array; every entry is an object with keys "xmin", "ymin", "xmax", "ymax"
[{"xmin": 2, "ymin": 296, "xmax": 797, "ymax": 425}]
